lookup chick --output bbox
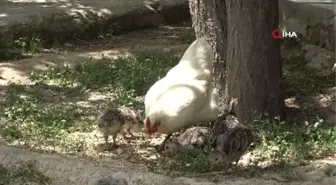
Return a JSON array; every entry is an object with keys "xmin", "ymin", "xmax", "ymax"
[
  {"xmin": 163, "ymin": 138, "xmax": 182, "ymax": 154},
  {"xmin": 178, "ymin": 126, "xmax": 210, "ymax": 148},
  {"xmin": 97, "ymin": 106, "xmax": 143, "ymax": 148},
  {"xmin": 209, "ymin": 114, "xmax": 259, "ymax": 170},
  {"xmin": 209, "ymin": 150, "xmax": 232, "ymax": 171}
]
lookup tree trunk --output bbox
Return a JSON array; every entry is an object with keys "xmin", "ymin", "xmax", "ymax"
[
  {"xmin": 188, "ymin": 0, "xmax": 286, "ymax": 123},
  {"xmin": 188, "ymin": 0, "xmax": 227, "ymax": 111}
]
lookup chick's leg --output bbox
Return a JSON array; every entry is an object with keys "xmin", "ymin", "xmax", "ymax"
[
  {"xmin": 121, "ymin": 132, "xmax": 131, "ymax": 143},
  {"xmin": 103, "ymin": 134, "xmax": 111, "ymax": 150},
  {"xmin": 127, "ymin": 128, "xmax": 135, "ymax": 138},
  {"xmin": 156, "ymin": 133, "xmax": 172, "ymax": 152},
  {"xmin": 112, "ymin": 134, "xmax": 117, "ymax": 147},
  {"xmin": 226, "ymin": 163, "xmax": 232, "ymax": 171},
  {"xmin": 232, "ymin": 159, "xmax": 240, "ymax": 171},
  {"xmin": 235, "ymin": 159, "xmax": 240, "ymax": 167},
  {"xmin": 103, "ymin": 134, "xmax": 109, "ymax": 146}
]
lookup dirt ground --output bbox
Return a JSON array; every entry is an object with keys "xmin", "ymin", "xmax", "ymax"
[
  {"xmin": 0, "ymin": 25, "xmax": 191, "ymax": 85},
  {"xmin": 0, "ymin": 25, "xmax": 335, "ymax": 185}
]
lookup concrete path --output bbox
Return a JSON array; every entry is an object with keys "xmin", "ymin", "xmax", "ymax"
[
  {"xmin": 0, "ymin": 0, "xmax": 190, "ymax": 52},
  {"xmin": 279, "ymin": 0, "xmax": 336, "ymax": 50},
  {"xmin": 0, "ymin": 0, "xmax": 188, "ymax": 26},
  {"xmin": 0, "ymin": 0, "xmax": 334, "ymax": 26}
]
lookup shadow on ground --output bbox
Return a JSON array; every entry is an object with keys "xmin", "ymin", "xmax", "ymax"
[
  {"xmin": 282, "ymin": 39, "xmax": 335, "ymax": 123},
  {"xmin": 0, "ymin": 0, "xmax": 191, "ymax": 60}
]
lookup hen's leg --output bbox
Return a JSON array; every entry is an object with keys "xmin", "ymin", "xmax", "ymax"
[{"xmin": 156, "ymin": 133, "xmax": 172, "ymax": 152}]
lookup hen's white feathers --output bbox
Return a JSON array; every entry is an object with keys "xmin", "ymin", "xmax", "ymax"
[
  {"xmin": 166, "ymin": 38, "xmax": 213, "ymax": 81},
  {"xmin": 144, "ymin": 38, "xmax": 219, "ymax": 135}
]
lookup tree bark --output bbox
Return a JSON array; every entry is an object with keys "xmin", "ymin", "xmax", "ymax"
[
  {"xmin": 188, "ymin": 0, "xmax": 286, "ymax": 123},
  {"xmin": 188, "ymin": 0, "xmax": 227, "ymax": 111}
]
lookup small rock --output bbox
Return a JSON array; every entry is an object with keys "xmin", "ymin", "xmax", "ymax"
[
  {"xmin": 95, "ymin": 176, "xmax": 128, "ymax": 185},
  {"xmin": 319, "ymin": 163, "xmax": 336, "ymax": 177},
  {"xmin": 116, "ymin": 148, "xmax": 123, "ymax": 155},
  {"xmin": 307, "ymin": 52, "xmax": 333, "ymax": 69},
  {"xmin": 130, "ymin": 173, "xmax": 177, "ymax": 185},
  {"xmin": 262, "ymin": 173, "xmax": 287, "ymax": 182},
  {"xmin": 303, "ymin": 44, "xmax": 334, "ymax": 69},
  {"xmin": 293, "ymin": 162, "xmax": 334, "ymax": 181},
  {"xmin": 319, "ymin": 100, "xmax": 336, "ymax": 126},
  {"xmin": 301, "ymin": 169, "xmax": 326, "ymax": 181},
  {"xmin": 329, "ymin": 102, "xmax": 336, "ymax": 112},
  {"xmin": 325, "ymin": 112, "xmax": 336, "ymax": 126},
  {"xmin": 332, "ymin": 63, "xmax": 336, "ymax": 72},
  {"xmin": 327, "ymin": 166, "xmax": 336, "ymax": 176},
  {"xmin": 302, "ymin": 44, "xmax": 325, "ymax": 54}
]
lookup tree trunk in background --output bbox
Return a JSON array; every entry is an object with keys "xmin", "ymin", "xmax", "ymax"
[{"xmin": 189, "ymin": 0, "xmax": 286, "ymax": 123}]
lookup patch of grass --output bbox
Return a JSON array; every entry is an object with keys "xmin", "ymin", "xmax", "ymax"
[
  {"xmin": 0, "ymin": 37, "xmax": 42, "ymax": 60},
  {"xmin": 0, "ymin": 160, "xmax": 50, "ymax": 185},
  {"xmin": 1, "ymin": 84, "xmax": 90, "ymax": 150},
  {"xmin": 282, "ymin": 38, "xmax": 335, "ymax": 98},
  {"xmin": 177, "ymin": 28, "xmax": 196, "ymax": 43},
  {"xmin": 0, "ymin": 51, "xmax": 179, "ymax": 152},
  {"xmin": 29, "ymin": 51, "xmax": 179, "ymax": 96},
  {"xmin": 145, "ymin": 146, "xmax": 213, "ymax": 175},
  {"xmin": 251, "ymin": 117, "xmax": 335, "ymax": 165},
  {"xmin": 284, "ymin": 67, "xmax": 335, "ymax": 97},
  {"xmin": 168, "ymin": 146, "xmax": 212, "ymax": 173}
]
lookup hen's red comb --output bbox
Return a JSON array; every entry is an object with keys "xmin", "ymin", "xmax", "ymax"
[{"xmin": 145, "ymin": 117, "xmax": 152, "ymax": 135}]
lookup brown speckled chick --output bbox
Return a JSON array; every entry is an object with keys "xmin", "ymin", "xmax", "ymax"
[
  {"xmin": 209, "ymin": 114, "xmax": 260, "ymax": 170},
  {"xmin": 97, "ymin": 106, "xmax": 143, "ymax": 147}
]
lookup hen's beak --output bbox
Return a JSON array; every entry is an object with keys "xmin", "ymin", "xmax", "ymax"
[
  {"xmin": 151, "ymin": 123, "xmax": 159, "ymax": 134},
  {"xmin": 144, "ymin": 119, "xmax": 152, "ymax": 135},
  {"xmin": 146, "ymin": 123, "xmax": 159, "ymax": 136}
]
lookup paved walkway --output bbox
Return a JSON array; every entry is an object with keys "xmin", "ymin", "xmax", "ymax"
[{"xmin": 0, "ymin": 0, "xmax": 186, "ymax": 26}]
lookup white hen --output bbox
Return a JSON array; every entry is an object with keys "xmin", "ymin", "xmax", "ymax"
[{"xmin": 144, "ymin": 38, "xmax": 219, "ymax": 151}]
